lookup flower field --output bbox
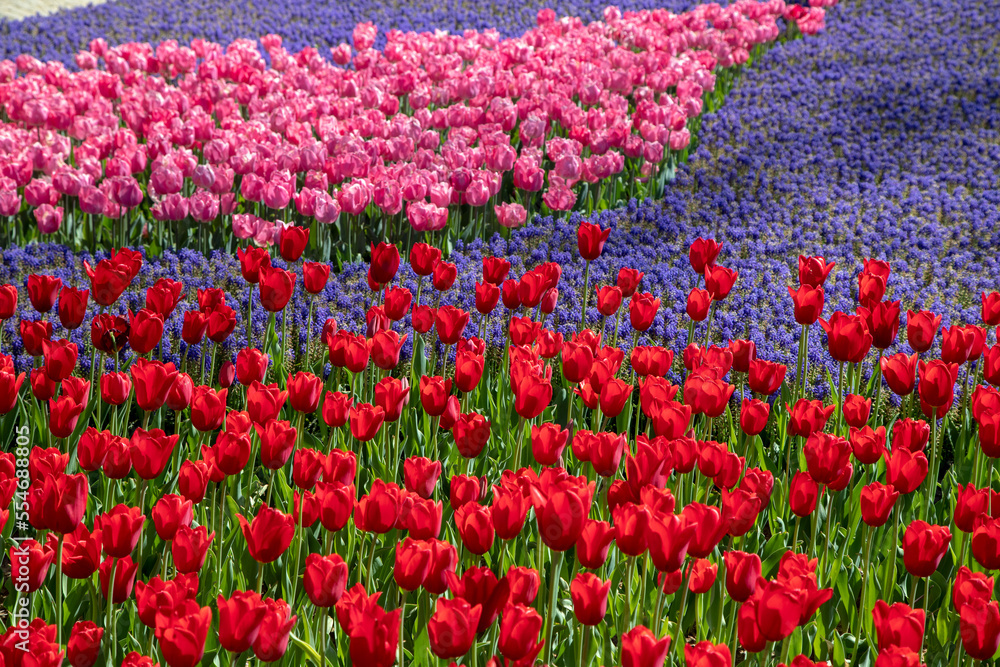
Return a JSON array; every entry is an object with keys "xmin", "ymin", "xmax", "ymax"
[{"xmin": 2, "ymin": 0, "xmax": 1000, "ymax": 666}]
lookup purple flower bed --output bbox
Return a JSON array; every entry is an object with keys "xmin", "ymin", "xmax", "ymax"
[{"xmin": 1, "ymin": 0, "xmax": 696, "ymax": 67}]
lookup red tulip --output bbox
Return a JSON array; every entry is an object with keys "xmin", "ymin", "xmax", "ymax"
[
  {"xmin": 621, "ymin": 625, "xmax": 671, "ymax": 667},
  {"xmin": 798, "ymin": 256, "xmax": 836, "ymax": 287},
  {"xmin": 902, "ymin": 520, "xmax": 951, "ymax": 577},
  {"xmin": 410, "ymin": 243, "xmax": 440, "ymax": 277},
  {"xmin": 498, "ymin": 604, "xmax": 544, "ymax": 663},
  {"xmin": 788, "ymin": 284, "xmax": 825, "ymax": 325},
  {"xmin": 872, "ymin": 600, "xmax": 924, "ymax": 652},
  {"xmin": 237, "ymin": 505, "xmax": 295, "ymax": 563},
  {"xmin": 27, "ymin": 274, "xmax": 62, "ymax": 313},
  {"xmin": 303, "ymin": 553, "xmax": 348, "ymax": 608},
  {"xmin": 724, "ymin": 551, "xmax": 761, "ymax": 602},
  {"xmin": 918, "ymin": 359, "xmax": 958, "ymax": 408},
  {"xmin": 58, "ymin": 285, "xmax": 89, "ymax": 330},
  {"xmin": 67, "ymin": 620, "xmax": 103, "ymax": 667},
  {"xmin": 577, "ymin": 221, "xmax": 611, "ymax": 261},
  {"xmin": 154, "ymin": 600, "xmax": 212, "ymax": 667},
  {"xmin": 217, "ymin": 590, "xmax": 268, "ymax": 653},
  {"xmin": 906, "ymin": 310, "xmax": 942, "ymax": 353},
  {"xmin": 428, "ymin": 597, "xmax": 481, "ymax": 659},
  {"xmin": 9, "ymin": 539, "xmax": 54, "ymax": 592}
]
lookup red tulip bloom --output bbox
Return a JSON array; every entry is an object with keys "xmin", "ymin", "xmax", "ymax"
[
  {"xmin": 576, "ymin": 518, "xmax": 616, "ymax": 569},
  {"xmin": 434, "ymin": 306, "xmax": 469, "ymax": 345},
  {"xmin": 246, "ymin": 381, "xmax": 288, "ymax": 425},
  {"xmin": 278, "ymin": 226, "xmax": 309, "ymax": 262},
  {"xmin": 686, "ymin": 641, "xmax": 731, "ymax": 667},
  {"xmin": 684, "ymin": 368, "xmax": 735, "ymax": 418},
  {"xmin": 394, "ymin": 537, "xmax": 432, "ymax": 591},
  {"xmin": 303, "ymin": 553, "xmax": 348, "ymax": 608},
  {"xmin": 578, "ymin": 221, "xmax": 611, "ymax": 261},
  {"xmin": 902, "ymin": 520, "xmax": 951, "ymax": 577},
  {"xmin": 972, "ymin": 516, "xmax": 1000, "ymax": 570},
  {"xmin": 130, "ymin": 428, "xmax": 179, "ymax": 479},
  {"xmin": 788, "ymin": 284, "xmax": 825, "ymax": 325},
  {"xmin": 131, "ymin": 359, "xmax": 179, "ymax": 412},
  {"xmin": 410, "ymin": 243, "xmax": 441, "ymax": 277},
  {"xmin": 154, "ymin": 600, "xmax": 212, "ymax": 667},
  {"xmin": 906, "ymin": 310, "xmax": 942, "ymax": 353},
  {"xmin": 960, "ymin": 598, "xmax": 1000, "ymax": 660},
  {"xmin": 482, "ymin": 256, "xmax": 511, "ymax": 285},
  {"xmin": 621, "ymin": 625, "xmax": 671, "ymax": 667},
  {"xmin": 872, "ymin": 600, "xmax": 924, "ymax": 652},
  {"xmin": 237, "ymin": 247, "xmax": 272, "ymax": 284},
  {"xmin": 172, "ymin": 525, "xmax": 214, "ymax": 573},
  {"xmin": 428, "ymin": 597, "xmax": 481, "ymax": 659},
  {"xmin": 258, "ymin": 266, "xmax": 295, "ymax": 312},
  {"xmin": 498, "ymin": 604, "xmax": 544, "ymax": 663},
  {"xmin": 724, "ymin": 551, "xmax": 761, "ymax": 602},
  {"xmin": 0, "ymin": 284, "xmax": 17, "ymax": 320},
  {"xmin": 881, "ymin": 352, "xmax": 917, "ymax": 396},
  {"xmin": 28, "ymin": 472, "xmax": 88, "ymax": 534},
  {"xmin": 740, "ymin": 398, "xmax": 770, "ymax": 435},
  {"xmin": 789, "ymin": 472, "xmax": 821, "ymax": 517},
  {"xmin": 918, "ymin": 359, "xmax": 958, "ymax": 408},
  {"xmin": 128, "ymin": 309, "xmax": 164, "ymax": 355},
  {"xmin": 98, "ymin": 505, "xmax": 145, "ymax": 558},
  {"xmin": 67, "ymin": 620, "xmax": 103, "ymax": 667},
  {"xmin": 798, "ymin": 256, "xmax": 835, "ymax": 287},
  {"xmin": 355, "ymin": 479, "xmax": 403, "ymax": 534},
  {"xmin": 455, "ymin": 503, "xmax": 495, "ymax": 555},
  {"xmin": 787, "ymin": 399, "xmax": 835, "ymax": 438},
  {"xmin": 302, "ymin": 261, "xmax": 331, "ymax": 294},
  {"xmin": 287, "ymin": 371, "xmax": 323, "ymax": 413},
  {"xmin": 705, "ymin": 265, "xmax": 738, "ymax": 301},
  {"xmin": 9, "ymin": 539, "xmax": 54, "ymax": 592},
  {"xmin": 216, "ymin": 590, "xmax": 268, "ymax": 653},
  {"xmin": 690, "ymin": 238, "xmax": 723, "ymax": 274},
  {"xmin": 491, "ymin": 483, "xmax": 529, "ymax": 541},
  {"xmin": 819, "ymin": 311, "xmax": 872, "ymax": 363},
  {"xmin": 629, "ymin": 292, "xmax": 660, "ymax": 331},
  {"xmin": 647, "ymin": 512, "xmax": 695, "ymax": 573},
  {"xmin": 597, "ymin": 285, "xmax": 624, "ymax": 317},
  {"xmin": 58, "ymin": 285, "xmax": 89, "ymax": 330},
  {"xmin": 884, "ymin": 447, "xmax": 928, "ymax": 494},
  {"xmin": 27, "ymin": 274, "xmax": 62, "ymax": 313},
  {"xmin": 151, "ymin": 494, "xmax": 193, "ymax": 541},
  {"xmin": 431, "ymin": 261, "xmax": 457, "ymax": 292},
  {"xmin": 860, "ymin": 482, "xmax": 899, "ymax": 527},
  {"xmin": 530, "ymin": 483, "xmax": 592, "ymax": 552},
  {"xmin": 570, "ymin": 572, "xmax": 611, "ymax": 626},
  {"xmin": 369, "ymin": 242, "xmax": 400, "ymax": 285},
  {"xmin": 686, "ymin": 287, "xmax": 712, "ymax": 322},
  {"xmin": 42, "ymin": 338, "xmax": 78, "ymax": 381},
  {"xmin": 954, "ymin": 566, "xmax": 994, "ymax": 613},
  {"xmin": 803, "ymin": 432, "xmax": 851, "ymax": 485},
  {"xmin": 49, "ymin": 395, "xmax": 84, "ymax": 439},
  {"xmin": 237, "ymin": 505, "xmax": 295, "ymax": 563}
]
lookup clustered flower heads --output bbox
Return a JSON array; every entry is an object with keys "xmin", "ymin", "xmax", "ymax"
[
  {"xmin": 3, "ymin": 207, "xmax": 1000, "ymax": 667},
  {"xmin": 0, "ymin": 2, "xmax": 827, "ymax": 256}
]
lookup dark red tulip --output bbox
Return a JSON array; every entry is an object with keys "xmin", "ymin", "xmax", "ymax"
[
  {"xmin": 690, "ymin": 238, "xmax": 722, "ymax": 275},
  {"xmin": 906, "ymin": 310, "xmax": 941, "ymax": 353},
  {"xmin": 58, "ymin": 285, "xmax": 89, "ymax": 330},
  {"xmin": 26, "ymin": 274, "xmax": 62, "ymax": 313},
  {"xmin": 577, "ymin": 221, "xmax": 611, "ymax": 261},
  {"xmin": 237, "ymin": 506, "xmax": 295, "ymax": 563},
  {"xmin": 902, "ymin": 520, "xmax": 951, "ymax": 577},
  {"xmin": 798, "ymin": 256, "xmax": 835, "ymax": 287}
]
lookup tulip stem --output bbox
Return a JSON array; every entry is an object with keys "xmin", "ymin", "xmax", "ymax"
[
  {"xmin": 544, "ymin": 548, "xmax": 563, "ymax": 664},
  {"xmin": 247, "ymin": 284, "xmax": 255, "ymax": 350},
  {"xmin": 882, "ymin": 506, "xmax": 901, "ymax": 604},
  {"xmin": 399, "ymin": 590, "xmax": 408, "ymax": 666},
  {"xmin": 672, "ymin": 564, "xmax": 691, "ymax": 660},
  {"xmin": 107, "ymin": 557, "xmax": 117, "ymax": 662},
  {"xmin": 513, "ymin": 418, "xmax": 528, "ymax": 471},
  {"xmin": 366, "ymin": 533, "xmax": 378, "ymax": 590},
  {"xmin": 851, "ymin": 524, "xmax": 874, "ymax": 667},
  {"xmin": 791, "ymin": 516, "xmax": 801, "ymax": 550},
  {"xmin": 871, "ymin": 350, "xmax": 884, "ymax": 426},
  {"xmin": 56, "ymin": 535, "xmax": 63, "ymax": 647},
  {"xmin": 579, "ymin": 260, "xmax": 591, "ymax": 332},
  {"xmin": 219, "ymin": 480, "xmax": 228, "ymax": 596},
  {"xmin": 578, "ymin": 626, "xmax": 589, "ymax": 667},
  {"xmin": 821, "ymin": 489, "xmax": 835, "ymax": 581},
  {"xmin": 924, "ymin": 416, "xmax": 938, "ymax": 521},
  {"xmin": 836, "ymin": 362, "xmax": 846, "ymax": 435}
]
